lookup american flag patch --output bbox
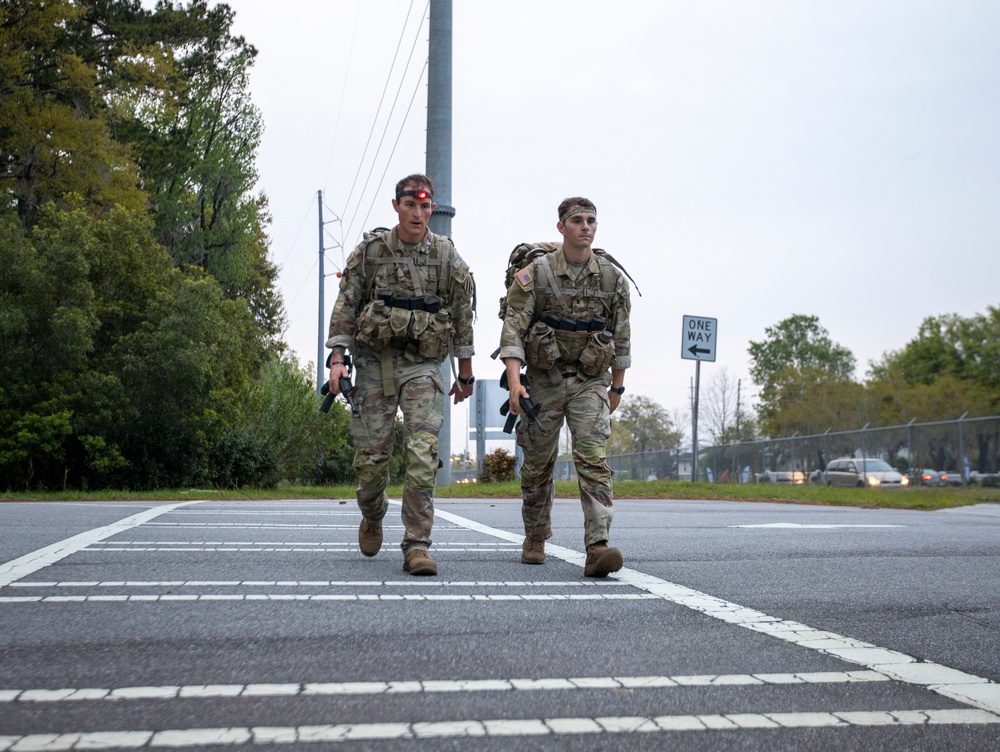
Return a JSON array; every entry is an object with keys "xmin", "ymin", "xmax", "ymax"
[
  {"xmin": 345, "ymin": 251, "xmax": 355, "ymax": 266},
  {"xmin": 515, "ymin": 268, "xmax": 533, "ymax": 286}
]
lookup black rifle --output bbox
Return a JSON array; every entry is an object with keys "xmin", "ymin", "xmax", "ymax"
[
  {"xmin": 320, "ymin": 352, "xmax": 359, "ymax": 417},
  {"xmin": 499, "ymin": 370, "xmax": 546, "ymax": 434}
]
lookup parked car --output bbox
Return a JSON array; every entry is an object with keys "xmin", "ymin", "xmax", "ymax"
[
  {"xmin": 809, "ymin": 469, "xmax": 824, "ymax": 484},
  {"xmin": 909, "ymin": 468, "xmax": 945, "ymax": 487},
  {"xmin": 823, "ymin": 458, "xmax": 910, "ymax": 488},
  {"xmin": 938, "ymin": 470, "xmax": 965, "ymax": 487},
  {"xmin": 763, "ymin": 470, "xmax": 806, "ymax": 484}
]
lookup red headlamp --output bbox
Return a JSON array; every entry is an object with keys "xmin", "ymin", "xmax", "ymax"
[{"xmin": 396, "ymin": 189, "xmax": 433, "ymax": 202}]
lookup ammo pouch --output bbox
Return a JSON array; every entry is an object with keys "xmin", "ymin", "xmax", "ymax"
[
  {"xmin": 357, "ymin": 297, "xmax": 452, "ymax": 361},
  {"xmin": 355, "ymin": 300, "xmax": 393, "ymax": 350},
  {"xmin": 577, "ymin": 331, "xmax": 615, "ymax": 377},
  {"xmin": 554, "ymin": 329, "xmax": 590, "ymax": 367},
  {"xmin": 525, "ymin": 322, "xmax": 560, "ymax": 371},
  {"xmin": 412, "ymin": 309, "xmax": 453, "ymax": 361}
]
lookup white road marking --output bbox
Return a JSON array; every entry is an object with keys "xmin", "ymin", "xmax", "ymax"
[
  {"xmin": 0, "ymin": 671, "xmax": 890, "ymax": 703},
  {"xmin": 0, "ymin": 502, "xmax": 200, "ymax": 588},
  {"xmin": 80, "ymin": 541, "xmax": 516, "ymax": 547},
  {"xmin": 0, "ymin": 593, "xmax": 657, "ymax": 603},
  {"xmin": 0, "ymin": 708, "xmax": 997, "ymax": 749},
  {"xmin": 431, "ymin": 505, "xmax": 1000, "ymax": 715},
  {"xmin": 9, "ymin": 580, "xmax": 623, "ymax": 588},
  {"xmin": 80, "ymin": 547, "xmax": 518, "ymax": 553},
  {"xmin": 733, "ymin": 523, "xmax": 906, "ymax": 529}
]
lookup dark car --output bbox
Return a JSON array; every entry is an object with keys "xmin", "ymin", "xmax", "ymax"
[
  {"xmin": 911, "ymin": 468, "xmax": 945, "ymax": 487},
  {"xmin": 939, "ymin": 470, "xmax": 965, "ymax": 487}
]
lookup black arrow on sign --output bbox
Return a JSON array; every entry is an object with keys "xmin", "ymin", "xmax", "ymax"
[{"xmin": 688, "ymin": 345, "xmax": 710, "ymax": 356}]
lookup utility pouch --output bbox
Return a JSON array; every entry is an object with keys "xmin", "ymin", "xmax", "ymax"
[
  {"xmin": 525, "ymin": 322, "xmax": 560, "ymax": 371},
  {"xmin": 356, "ymin": 300, "xmax": 393, "ymax": 350},
  {"xmin": 556, "ymin": 329, "xmax": 590, "ymax": 366},
  {"xmin": 417, "ymin": 309, "xmax": 453, "ymax": 361},
  {"xmin": 577, "ymin": 331, "xmax": 615, "ymax": 377},
  {"xmin": 389, "ymin": 306, "xmax": 412, "ymax": 338}
]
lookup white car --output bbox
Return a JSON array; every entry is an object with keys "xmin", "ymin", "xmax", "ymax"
[{"xmin": 823, "ymin": 458, "xmax": 910, "ymax": 488}]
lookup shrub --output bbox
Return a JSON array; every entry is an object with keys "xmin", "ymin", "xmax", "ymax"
[
  {"xmin": 480, "ymin": 448, "xmax": 516, "ymax": 483},
  {"xmin": 210, "ymin": 429, "xmax": 278, "ymax": 488}
]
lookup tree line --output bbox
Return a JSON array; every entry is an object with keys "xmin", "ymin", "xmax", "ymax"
[{"xmin": 0, "ymin": 0, "xmax": 361, "ymax": 491}]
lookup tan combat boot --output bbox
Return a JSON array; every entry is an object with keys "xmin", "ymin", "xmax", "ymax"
[
  {"xmin": 403, "ymin": 548, "xmax": 437, "ymax": 576},
  {"xmin": 521, "ymin": 538, "xmax": 545, "ymax": 565},
  {"xmin": 584, "ymin": 543, "xmax": 623, "ymax": 578},
  {"xmin": 358, "ymin": 518, "xmax": 382, "ymax": 557}
]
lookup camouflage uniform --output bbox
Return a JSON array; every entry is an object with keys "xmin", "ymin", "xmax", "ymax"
[
  {"xmin": 327, "ymin": 227, "xmax": 475, "ymax": 554},
  {"xmin": 498, "ymin": 247, "xmax": 631, "ymax": 548}
]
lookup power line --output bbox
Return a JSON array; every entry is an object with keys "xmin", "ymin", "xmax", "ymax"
[
  {"xmin": 322, "ymin": 3, "xmax": 363, "ymax": 196},
  {"xmin": 339, "ymin": 0, "xmax": 417, "ymax": 230},
  {"xmin": 354, "ymin": 58, "xmax": 428, "ymax": 240},
  {"xmin": 344, "ymin": 2, "xmax": 429, "ymax": 245}
]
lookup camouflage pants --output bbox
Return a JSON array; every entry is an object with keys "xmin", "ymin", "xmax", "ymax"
[
  {"xmin": 516, "ymin": 368, "xmax": 614, "ymax": 548},
  {"xmin": 349, "ymin": 347, "xmax": 444, "ymax": 553}
]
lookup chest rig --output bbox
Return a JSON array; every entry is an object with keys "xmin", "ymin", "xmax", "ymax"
[
  {"xmin": 526, "ymin": 251, "xmax": 618, "ymax": 382},
  {"xmin": 353, "ymin": 228, "xmax": 455, "ymax": 395}
]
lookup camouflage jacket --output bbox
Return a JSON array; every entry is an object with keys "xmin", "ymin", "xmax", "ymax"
[
  {"xmin": 327, "ymin": 227, "xmax": 475, "ymax": 360},
  {"xmin": 498, "ymin": 246, "xmax": 631, "ymax": 371}
]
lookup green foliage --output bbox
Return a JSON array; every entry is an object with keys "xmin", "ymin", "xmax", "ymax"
[
  {"xmin": 0, "ymin": 0, "xmax": 152, "ymax": 223},
  {"xmin": 209, "ymin": 428, "xmax": 277, "ymax": 489},
  {"xmin": 0, "ymin": 0, "xmax": 291, "ymax": 491},
  {"xmin": 608, "ymin": 395, "xmax": 681, "ymax": 455},
  {"xmin": 0, "ymin": 202, "xmax": 260, "ymax": 490},
  {"xmin": 749, "ymin": 314, "xmax": 857, "ymax": 431},
  {"xmin": 480, "ymin": 448, "xmax": 516, "ymax": 483},
  {"xmin": 869, "ymin": 307, "xmax": 1000, "ymax": 409},
  {"xmin": 241, "ymin": 358, "xmax": 351, "ymax": 484}
]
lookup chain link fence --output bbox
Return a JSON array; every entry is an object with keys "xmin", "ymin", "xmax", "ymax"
[{"xmin": 547, "ymin": 414, "xmax": 1000, "ymax": 486}]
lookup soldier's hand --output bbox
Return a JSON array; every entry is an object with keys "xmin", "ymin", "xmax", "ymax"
[
  {"xmin": 449, "ymin": 379, "xmax": 473, "ymax": 405},
  {"xmin": 609, "ymin": 390, "xmax": 622, "ymax": 414},
  {"xmin": 507, "ymin": 383, "xmax": 530, "ymax": 415},
  {"xmin": 328, "ymin": 363, "xmax": 349, "ymax": 395}
]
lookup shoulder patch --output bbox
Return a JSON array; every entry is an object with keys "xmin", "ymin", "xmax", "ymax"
[{"xmin": 515, "ymin": 268, "xmax": 533, "ymax": 287}]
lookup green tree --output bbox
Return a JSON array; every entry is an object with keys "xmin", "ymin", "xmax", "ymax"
[
  {"xmin": 608, "ymin": 395, "xmax": 681, "ymax": 455},
  {"xmin": 240, "ymin": 358, "xmax": 352, "ymax": 485},
  {"xmin": 869, "ymin": 307, "xmax": 1000, "ymax": 405},
  {"xmin": 0, "ymin": 0, "xmax": 158, "ymax": 224},
  {"xmin": 748, "ymin": 314, "xmax": 857, "ymax": 431}
]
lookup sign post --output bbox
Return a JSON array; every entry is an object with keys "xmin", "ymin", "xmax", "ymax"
[{"xmin": 681, "ymin": 316, "xmax": 718, "ymax": 482}]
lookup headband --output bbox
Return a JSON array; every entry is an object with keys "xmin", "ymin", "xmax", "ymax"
[{"xmin": 560, "ymin": 205, "xmax": 596, "ymax": 223}]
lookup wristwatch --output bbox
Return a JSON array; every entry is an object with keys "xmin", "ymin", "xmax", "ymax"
[
  {"xmin": 609, "ymin": 385, "xmax": 625, "ymax": 395},
  {"xmin": 457, "ymin": 375, "xmax": 476, "ymax": 386}
]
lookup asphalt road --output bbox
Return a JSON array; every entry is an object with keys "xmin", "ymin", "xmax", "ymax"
[{"xmin": 1, "ymin": 497, "xmax": 999, "ymax": 751}]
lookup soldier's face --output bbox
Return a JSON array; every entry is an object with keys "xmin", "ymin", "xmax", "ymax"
[
  {"xmin": 557, "ymin": 211, "xmax": 598, "ymax": 249},
  {"xmin": 393, "ymin": 192, "xmax": 435, "ymax": 243}
]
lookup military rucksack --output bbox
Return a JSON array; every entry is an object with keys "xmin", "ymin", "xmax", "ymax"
[{"xmin": 496, "ymin": 242, "xmax": 641, "ymax": 322}]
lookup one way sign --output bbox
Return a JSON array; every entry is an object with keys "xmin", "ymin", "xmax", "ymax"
[{"xmin": 681, "ymin": 315, "xmax": 718, "ymax": 362}]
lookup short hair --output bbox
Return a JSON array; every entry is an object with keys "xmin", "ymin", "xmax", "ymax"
[
  {"xmin": 395, "ymin": 174, "xmax": 435, "ymax": 199},
  {"xmin": 557, "ymin": 196, "xmax": 596, "ymax": 221}
]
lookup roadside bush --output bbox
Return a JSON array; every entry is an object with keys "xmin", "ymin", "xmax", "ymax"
[
  {"xmin": 480, "ymin": 448, "xmax": 516, "ymax": 483},
  {"xmin": 210, "ymin": 429, "xmax": 278, "ymax": 488}
]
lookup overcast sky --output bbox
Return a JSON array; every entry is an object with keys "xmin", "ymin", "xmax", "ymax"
[{"xmin": 226, "ymin": 1, "xmax": 999, "ymax": 445}]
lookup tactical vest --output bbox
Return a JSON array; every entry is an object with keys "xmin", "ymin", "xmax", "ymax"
[
  {"xmin": 353, "ymin": 228, "xmax": 455, "ymax": 362},
  {"xmin": 524, "ymin": 251, "xmax": 619, "ymax": 379}
]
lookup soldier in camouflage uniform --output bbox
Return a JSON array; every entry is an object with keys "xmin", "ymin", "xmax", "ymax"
[
  {"xmin": 498, "ymin": 197, "xmax": 631, "ymax": 578},
  {"xmin": 327, "ymin": 174, "xmax": 476, "ymax": 576}
]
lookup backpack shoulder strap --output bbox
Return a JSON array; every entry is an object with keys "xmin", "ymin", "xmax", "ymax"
[
  {"xmin": 593, "ymin": 248, "xmax": 642, "ymax": 297},
  {"xmin": 360, "ymin": 227, "xmax": 392, "ymax": 302}
]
